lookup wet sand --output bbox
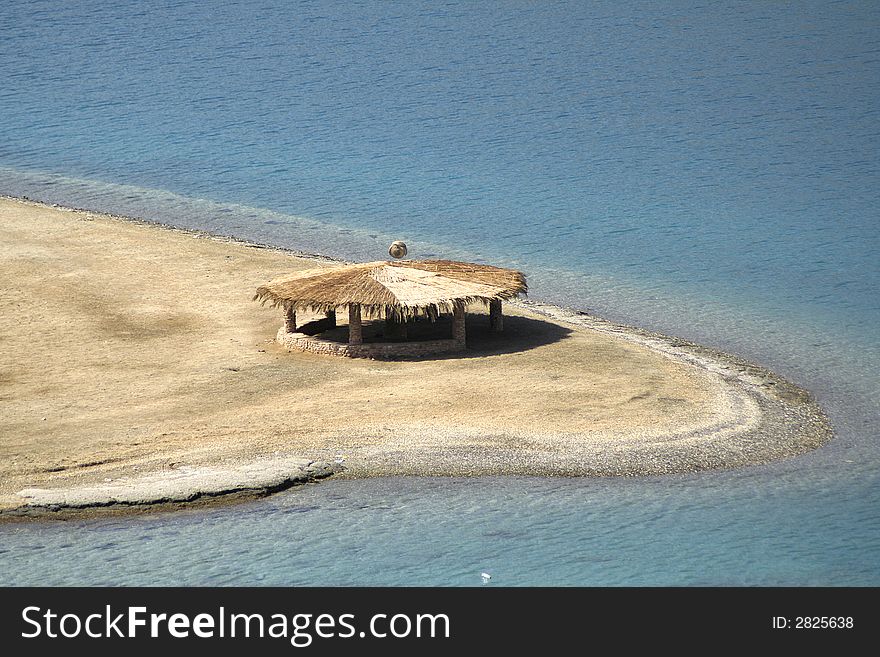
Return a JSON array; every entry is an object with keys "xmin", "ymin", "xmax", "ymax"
[{"xmin": 0, "ymin": 197, "xmax": 831, "ymax": 519}]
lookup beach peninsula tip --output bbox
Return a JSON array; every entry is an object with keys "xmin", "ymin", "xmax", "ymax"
[{"xmin": 0, "ymin": 197, "xmax": 832, "ymax": 519}]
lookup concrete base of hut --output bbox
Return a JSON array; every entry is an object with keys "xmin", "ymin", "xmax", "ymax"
[{"xmin": 276, "ymin": 327, "xmax": 465, "ymax": 358}]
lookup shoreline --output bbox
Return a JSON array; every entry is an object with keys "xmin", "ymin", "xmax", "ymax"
[{"xmin": 0, "ymin": 196, "xmax": 832, "ymax": 522}]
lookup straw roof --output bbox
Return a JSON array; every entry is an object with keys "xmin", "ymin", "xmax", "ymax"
[{"xmin": 254, "ymin": 260, "xmax": 527, "ymax": 320}]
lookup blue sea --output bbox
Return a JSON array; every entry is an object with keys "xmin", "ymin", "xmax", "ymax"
[{"xmin": 1, "ymin": 0, "xmax": 878, "ymax": 585}]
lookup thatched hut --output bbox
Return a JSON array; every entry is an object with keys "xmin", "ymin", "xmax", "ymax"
[{"xmin": 254, "ymin": 259, "xmax": 527, "ymax": 358}]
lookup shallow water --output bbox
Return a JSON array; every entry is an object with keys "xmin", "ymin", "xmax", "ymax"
[
  {"xmin": 0, "ymin": 0, "xmax": 878, "ymax": 585},
  {"xmin": 3, "ymin": 474, "xmax": 879, "ymax": 587}
]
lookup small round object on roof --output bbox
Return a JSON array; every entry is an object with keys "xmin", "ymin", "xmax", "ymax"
[{"xmin": 389, "ymin": 241, "xmax": 407, "ymax": 259}]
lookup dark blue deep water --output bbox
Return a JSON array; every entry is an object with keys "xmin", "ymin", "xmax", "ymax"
[{"xmin": 1, "ymin": 0, "xmax": 878, "ymax": 585}]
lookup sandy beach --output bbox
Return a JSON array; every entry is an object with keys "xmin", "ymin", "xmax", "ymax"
[{"xmin": 0, "ymin": 197, "xmax": 831, "ymax": 519}]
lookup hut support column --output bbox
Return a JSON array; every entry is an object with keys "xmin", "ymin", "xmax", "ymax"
[
  {"xmin": 348, "ymin": 305, "xmax": 362, "ymax": 345},
  {"xmin": 284, "ymin": 306, "xmax": 297, "ymax": 333},
  {"xmin": 452, "ymin": 305, "xmax": 466, "ymax": 346},
  {"xmin": 489, "ymin": 299, "xmax": 503, "ymax": 332},
  {"xmin": 326, "ymin": 309, "xmax": 337, "ymax": 328}
]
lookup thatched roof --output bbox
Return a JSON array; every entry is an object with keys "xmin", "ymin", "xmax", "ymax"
[{"xmin": 254, "ymin": 260, "xmax": 527, "ymax": 320}]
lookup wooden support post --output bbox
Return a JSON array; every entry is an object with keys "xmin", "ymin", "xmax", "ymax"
[
  {"xmin": 348, "ymin": 305, "xmax": 362, "ymax": 345},
  {"xmin": 452, "ymin": 305, "xmax": 466, "ymax": 346},
  {"xmin": 284, "ymin": 306, "xmax": 297, "ymax": 333},
  {"xmin": 489, "ymin": 299, "xmax": 503, "ymax": 332},
  {"xmin": 326, "ymin": 309, "xmax": 337, "ymax": 328}
]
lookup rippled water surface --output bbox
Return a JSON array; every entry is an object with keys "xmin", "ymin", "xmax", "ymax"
[
  {"xmin": 3, "ymin": 475, "xmax": 879, "ymax": 587},
  {"xmin": 0, "ymin": 0, "xmax": 878, "ymax": 585}
]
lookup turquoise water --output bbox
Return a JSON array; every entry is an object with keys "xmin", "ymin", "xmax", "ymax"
[
  {"xmin": 2, "ymin": 475, "xmax": 879, "ymax": 587},
  {"xmin": 1, "ymin": 0, "xmax": 878, "ymax": 585}
]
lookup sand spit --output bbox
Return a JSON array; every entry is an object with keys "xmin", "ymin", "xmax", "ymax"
[
  {"xmin": 5, "ymin": 457, "xmax": 339, "ymax": 521},
  {"xmin": 0, "ymin": 197, "xmax": 832, "ymax": 520}
]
